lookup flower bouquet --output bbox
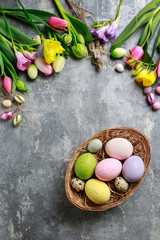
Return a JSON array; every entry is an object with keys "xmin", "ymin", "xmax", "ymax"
[
  {"xmin": 0, "ymin": 0, "xmax": 93, "ymax": 125},
  {"xmin": 111, "ymin": 0, "xmax": 160, "ymax": 110}
]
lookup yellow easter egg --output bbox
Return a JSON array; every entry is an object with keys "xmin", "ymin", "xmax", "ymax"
[{"xmin": 85, "ymin": 179, "xmax": 110, "ymax": 204}]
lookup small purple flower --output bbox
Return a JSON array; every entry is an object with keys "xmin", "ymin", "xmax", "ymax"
[
  {"xmin": 90, "ymin": 20, "xmax": 118, "ymax": 43},
  {"xmin": 105, "ymin": 21, "xmax": 118, "ymax": 41},
  {"xmin": 90, "ymin": 27, "xmax": 109, "ymax": 43},
  {"xmin": 90, "ymin": 29, "xmax": 96, "ymax": 36}
]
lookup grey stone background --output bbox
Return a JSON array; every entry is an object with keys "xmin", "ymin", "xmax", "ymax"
[{"xmin": 0, "ymin": 0, "xmax": 160, "ymax": 239}]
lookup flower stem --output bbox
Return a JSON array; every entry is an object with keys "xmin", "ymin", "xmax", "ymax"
[
  {"xmin": 127, "ymin": 55, "xmax": 157, "ymax": 68},
  {"xmin": 53, "ymin": 0, "xmax": 78, "ymax": 43},
  {"xmin": 17, "ymin": 0, "xmax": 42, "ymax": 38},
  {"xmin": 54, "ymin": 0, "xmax": 66, "ymax": 17},
  {"xmin": 65, "ymin": 0, "xmax": 80, "ymax": 19},
  {"xmin": 0, "ymin": 5, "xmax": 15, "ymax": 48},
  {"xmin": 141, "ymin": 6, "xmax": 160, "ymax": 48},
  {"xmin": 115, "ymin": 0, "xmax": 123, "ymax": 20},
  {"xmin": 1, "ymin": 34, "xmax": 13, "ymax": 46}
]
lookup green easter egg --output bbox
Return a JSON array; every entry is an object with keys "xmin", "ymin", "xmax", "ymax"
[
  {"xmin": 111, "ymin": 48, "xmax": 127, "ymax": 58},
  {"xmin": 74, "ymin": 153, "xmax": 97, "ymax": 180}
]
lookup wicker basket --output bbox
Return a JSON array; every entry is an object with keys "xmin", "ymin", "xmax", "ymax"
[{"xmin": 65, "ymin": 127, "xmax": 151, "ymax": 211}]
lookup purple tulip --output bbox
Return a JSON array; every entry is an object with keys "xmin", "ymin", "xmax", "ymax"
[
  {"xmin": 3, "ymin": 77, "xmax": 12, "ymax": 94},
  {"xmin": 1, "ymin": 111, "xmax": 13, "ymax": 120},
  {"xmin": 22, "ymin": 50, "xmax": 37, "ymax": 61},
  {"xmin": 147, "ymin": 92, "xmax": 156, "ymax": 105},
  {"xmin": 15, "ymin": 51, "xmax": 31, "ymax": 71},
  {"xmin": 49, "ymin": 16, "xmax": 68, "ymax": 31}
]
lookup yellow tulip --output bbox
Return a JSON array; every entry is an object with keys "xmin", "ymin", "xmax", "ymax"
[
  {"xmin": 135, "ymin": 69, "xmax": 149, "ymax": 83},
  {"xmin": 143, "ymin": 69, "xmax": 157, "ymax": 87},
  {"xmin": 43, "ymin": 37, "xmax": 64, "ymax": 64}
]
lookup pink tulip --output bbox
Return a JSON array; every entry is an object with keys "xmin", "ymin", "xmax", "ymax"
[
  {"xmin": 15, "ymin": 51, "xmax": 31, "ymax": 71},
  {"xmin": 22, "ymin": 50, "xmax": 37, "ymax": 61},
  {"xmin": 157, "ymin": 61, "xmax": 160, "ymax": 78},
  {"xmin": 34, "ymin": 58, "xmax": 53, "ymax": 76},
  {"xmin": 48, "ymin": 16, "xmax": 68, "ymax": 31},
  {"xmin": 126, "ymin": 46, "xmax": 144, "ymax": 68},
  {"xmin": 3, "ymin": 77, "xmax": 12, "ymax": 94}
]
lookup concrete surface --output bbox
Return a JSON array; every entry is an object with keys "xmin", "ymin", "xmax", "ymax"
[{"xmin": 0, "ymin": 0, "xmax": 160, "ymax": 239}]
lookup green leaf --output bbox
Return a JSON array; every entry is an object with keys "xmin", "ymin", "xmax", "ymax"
[
  {"xmin": 138, "ymin": 22, "xmax": 150, "ymax": 47},
  {"xmin": 125, "ymin": 55, "xmax": 132, "ymax": 58},
  {"xmin": 1, "ymin": 52, "xmax": 18, "ymax": 92},
  {"xmin": 3, "ymin": 8, "xmax": 56, "ymax": 22},
  {"xmin": 152, "ymin": 31, "xmax": 160, "ymax": 55},
  {"xmin": 65, "ymin": 12, "xmax": 93, "ymax": 43},
  {"xmin": 3, "ymin": 8, "xmax": 93, "ymax": 43},
  {"xmin": 0, "ymin": 51, "xmax": 4, "ymax": 75},
  {"xmin": 111, "ymin": 0, "xmax": 160, "ymax": 50},
  {"xmin": 5, "ymin": 12, "xmax": 51, "ymax": 27},
  {"xmin": 139, "ymin": 10, "xmax": 160, "ymax": 51},
  {"xmin": 3, "ymin": 9, "xmax": 60, "ymax": 35},
  {"xmin": 111, "ymin": 11, "xmax": 155, "ymax": 50},
  {"xmin": 0, "ymin": 34, "xmax": 16, "ymax": 63},
  {"xmin": 142, "ymin": 50, "xmax": 153, "ymax": 64},
  {"xmin": 0, "ymin": 19, "xmax": 38, "ymax": 46}
]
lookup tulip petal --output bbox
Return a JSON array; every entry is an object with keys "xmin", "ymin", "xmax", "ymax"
[
  {"xmin": 3, "ymin": 77, "xmax": 12, "ymax": 94},
  {"xmin": 105, "ymin": 22, "xmax": 118, "ymax": 41},
  {"xmin": 34, "ymin": 58, "xmax": 53, "ymax": 76},
  {"xmin": 157, "ymin": 61, "xmax": 160, "ymax": 78},
  {"xmin": 49, "ymin": 17, "xmax": 68, "ymax": 31},
  {"xmin": 143, "ymin": 69, "xmax": 157, "ymax": 86},
  {"xmin": 23, "ymin": 50, "xmax": 37, "ymax": 61},
  {"xmin": 126, "ymin": 46, "xmax": 144, "ymax": 68},
  {"xmin": 15, "ymin": 51, "xmax": 31, "ymax": 71}
]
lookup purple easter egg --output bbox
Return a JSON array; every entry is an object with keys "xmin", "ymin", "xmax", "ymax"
[{"xmin": 122, "ymin": 156, "xmax": 144, "ymax": 182}]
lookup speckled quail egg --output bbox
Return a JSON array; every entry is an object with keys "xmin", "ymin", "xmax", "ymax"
[
  {"xmin": 71, "ymin": 178, "xmax": 85, "ymax": 192},
  {"xmin": 87, "ymin": 139, "xmax": 103, "ymax": 153},
  {"xmin": 115, "ymin": 176, "xmax": 129, "ymax": 193}
]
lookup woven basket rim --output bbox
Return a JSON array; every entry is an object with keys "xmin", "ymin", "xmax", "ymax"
[{"xmin": 65, "ymin": 127, "xmax": 151, "ymax": 211}]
